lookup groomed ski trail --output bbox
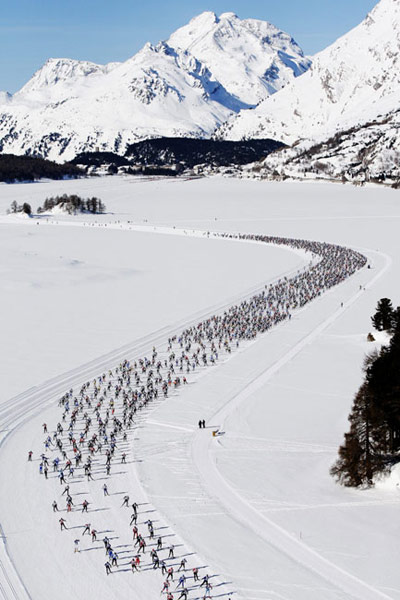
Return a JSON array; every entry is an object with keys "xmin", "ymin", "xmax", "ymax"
[
  {"xmin": 0, "ymin": 225, "xmax": 310, "ymax": 600},
  {"xmin": 192, "ymin": 246, "xmax": 393, "ymax": 600},
  {"xmin": 0, "ymin": 223, "xmax": 378, "ymax": 600}
]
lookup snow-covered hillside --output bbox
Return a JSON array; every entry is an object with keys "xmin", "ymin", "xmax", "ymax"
[
  {"xmin": 218, "ymin": 0, "xmax": 400, "ymax": 146},
  {"xmin": 0, "ymin": 12, "xmax": 310, "ymax": 162},
  {"xmin": 254, "ymin": 108, "xmax": 400, "ymax": 184}
]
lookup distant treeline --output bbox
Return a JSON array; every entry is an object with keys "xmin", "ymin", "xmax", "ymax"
[
  {"xmin": 37, "ymin": 194, "xmax": 106, "ymax": 214},
  {"xmin": 0, "ymin": 154, "xmax": 84, "ymax": 183},
  {"xmin": 331, "ymin": 298, "xmax": 400, "ymax": 486},
  {"xmin": 0, "ymin": 137, "xmax": 285, "ymax": 182},
  {"xmin": 72, "ymin": 137, "xmax": 286, "ymax": 173},
  {"xmin": 124, "ymin": 137, "xmax": 285, "ymax": 168}
]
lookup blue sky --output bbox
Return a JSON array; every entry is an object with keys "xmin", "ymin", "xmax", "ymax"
[{"xmin": 1, "ymin": 0, "xmax": 377, "ymax": 93}]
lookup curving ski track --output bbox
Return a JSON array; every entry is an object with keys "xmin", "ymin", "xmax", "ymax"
[
  {"xmin": 0, "ymin": 222, "xmax": 390, "ymax": 600},
  {"xmin": 0, "ymin": 225, "xmax": 310, "ymax": 600},
  {"xmin": 192, "ymin": 248, "xmax": 393, "ymax": 600}
]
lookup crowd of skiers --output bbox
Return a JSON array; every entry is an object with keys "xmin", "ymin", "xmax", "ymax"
[
  {"xmin": 29, "ymin": 232, "xmax": 366, "ymax": 598},
  {"xmin": 34, "ymin": 361, "xmax": 224, "ymax": 599}
]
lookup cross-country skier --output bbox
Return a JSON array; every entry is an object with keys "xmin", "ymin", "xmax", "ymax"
[
  {"xmin": 131, "ymin": 557, "xmax": 139, "ymax": 572},
  {"xmin": 178, "ymin": 558, "xmax": 187, "ymax": 571},
  {"xmin": 82, "ymin": 523, "xmax": 90, "ymax": 535}
]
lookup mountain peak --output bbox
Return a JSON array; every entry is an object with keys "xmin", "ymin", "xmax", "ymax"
[
  {"xmin": 219, "ymin": 12, "xmax": 239, "ymax": 20},
  {"xmin": 0, "ymin": 10, "xmax": 310, "ymax": 160},
  {"xmin": 218, "ymin": 0, "xmax": 400, "ymax": 145},
  {"xmin": 186, "ymin": 11, "xmax": 219, "ymax": 27},
  {"xmin": 16, "ymin": 57, "xmax": 109, "ymax": 97},
  {"xmin": 168, "ymin": 11, "xmax": 311, "ymax": 105}
]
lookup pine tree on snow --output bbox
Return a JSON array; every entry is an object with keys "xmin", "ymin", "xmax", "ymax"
[
  {"xmin": 371, "ymin": 298, "xmax": 394, "ymax": 332},
  {"xmin": 330, "ymin": 382, "xmax": 386, "ymax": 487}
]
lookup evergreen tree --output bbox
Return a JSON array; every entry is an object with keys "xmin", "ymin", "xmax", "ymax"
[
  {"xmin": 371, "ymin": 298, "xmax": 394, "ymax": 331},
  {"xmin": 37, "ymin": 194, "xmax": 105, "ymax": 214},
  {"xmin": 333, "ymin": 299, "xmax": 400, "ymax": 487},
  {"xmin": 330, "ymin": 383, "xmax": 386, "ymax": 486},
  {"xmin": 22, "ymin": 202, "xmax": 31, "ymax": 215},
  {"xmin": 86, "ymin": 197, "xmax": 99, "ymax": 213},
  {"xmin": 366, "ymin": 316, "xmax": 400, "ymax": 452}
]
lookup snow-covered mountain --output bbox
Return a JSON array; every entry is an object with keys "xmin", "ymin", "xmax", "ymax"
[
  {"xmin": 13, "ymin": 58, "xmax": 117, "ymax": 98},
  {"xmin": 218, "ymin": 0, "xmax": 400, "ymax": 146},
  {"xmin": 0, "ymin": 12, "xmax": 310, "ymax": 162},
  {"xmin": 168, "ymin": 12, "xmax": 310, "ymax": 106}
]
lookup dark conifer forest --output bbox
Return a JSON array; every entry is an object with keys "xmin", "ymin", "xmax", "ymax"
[
  {"xmin": 331, "ymin": 299, "xmax": 400, "ymax": 486},
  {"xmin": 0, "ymin": 154, "xmax": 84, "ymax": 183}
]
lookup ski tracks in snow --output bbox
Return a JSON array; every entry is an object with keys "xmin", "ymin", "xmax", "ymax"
[
  {"xmin": 0, "ymin": 224, "xmax": 310, "ymax": 600},
  {"xmin": 191, "ymin": 247, "xmax": 393, "ymax": 600},
  {"xmin": 0, "ymin": 221, "xmax": 392, "ymax": 600}
]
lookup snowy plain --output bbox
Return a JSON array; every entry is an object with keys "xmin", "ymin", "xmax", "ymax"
[{"xmin": 0, "ymin": 175, "xmax": 400, "ymax": 600}]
